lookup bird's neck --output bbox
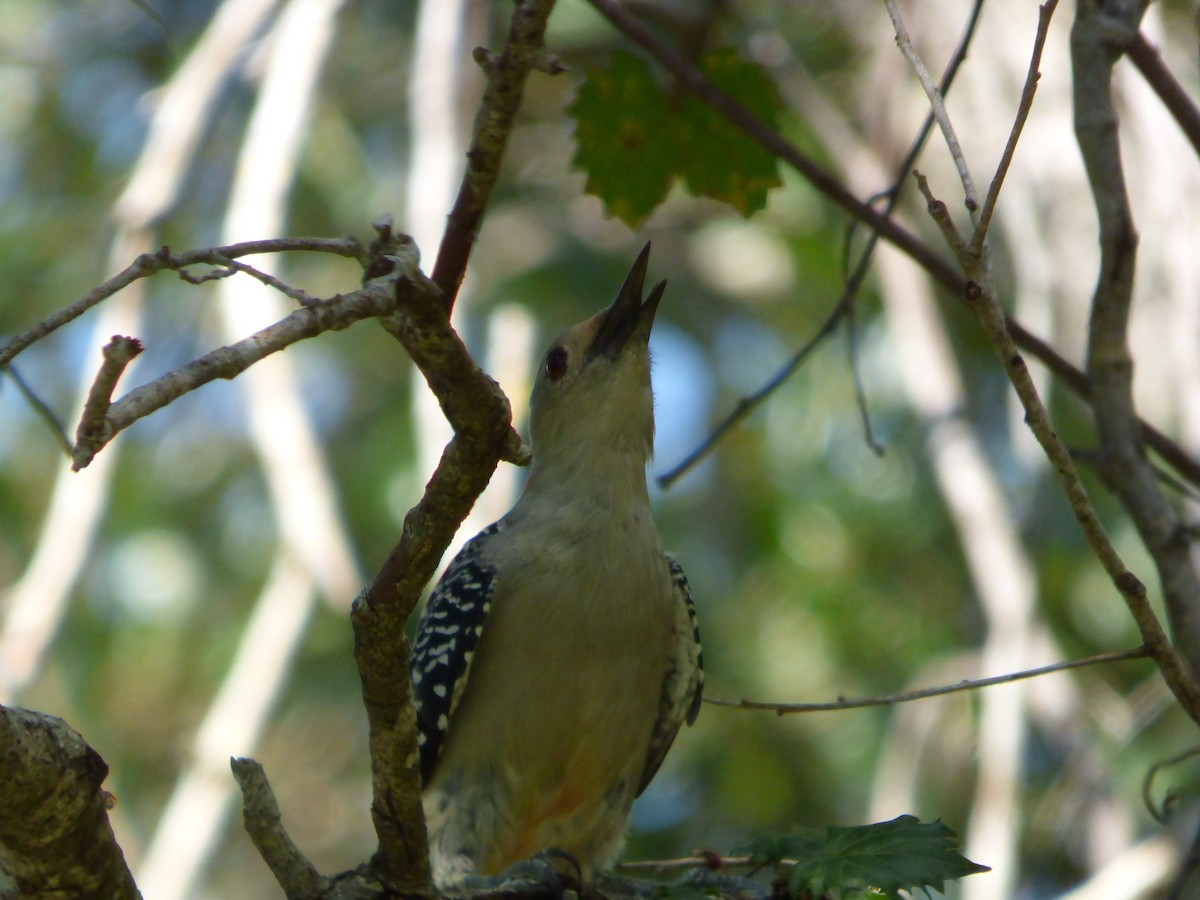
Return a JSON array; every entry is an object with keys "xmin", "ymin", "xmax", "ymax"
[{"xmin": 520, "ymin": 435, "xmax": 652, "ymax": 514}]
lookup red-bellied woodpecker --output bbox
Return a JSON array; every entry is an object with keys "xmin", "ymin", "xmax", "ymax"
[{"xmin": 410, "ymin": 243, "xmax": 703, "ymax": 889}]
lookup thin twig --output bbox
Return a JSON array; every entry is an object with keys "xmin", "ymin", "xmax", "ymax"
[
  {"xmin": 704, "ymin": 646, "xmax": 1151, "ymax": 714},
  {"xmin": 971, "ymin": 0, "xmax": 1059, "ymax": 256},
  {"xmin": 221, "ymin": 259, "xmax": 325, "ymax": 306},
  {"xmin": 883, "ymin": 0, "xmax": 981, "ymax": 218},
  {"xmin": 844, "ymin": 296, "xmax": 884, "ymax": 457},
  {"xmin": 658, "ymin": 300, "xmax": 844, "ymax": 486},
  {"xmin": 0, "ymin": 237, "xmax": 366, "ymax": 369},
  {"xmin": 618, "ymin": 854, "xmax": 753, "ymax": 874},
  {"xmin": 2, "ymin": 365, "xmax": 73, "ymax": 454},
  {"xmin": 951, "ymin": 235, "xmax": 1200, "ymax": 725},
  {"xmin": 1127, "ymin": 31, "xmax": 1200, "ymax": 162},
  {"xmin": 914, "ymin": 171, "xmax": 970, "ymax": 258},
  {"xmin": 430, "ymin": 0, "xmax": 560, "ymax": 315},
  {"xmin": 1141, "ymin": 744, "xmax": 1200, "ymax": 824}
]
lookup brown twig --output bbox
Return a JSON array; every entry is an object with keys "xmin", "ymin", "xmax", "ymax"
[
  {"xmin": 896, "ymin": 0, "xmax": 1200, "ymax": 724},
  {"xmin": 658, "ymin": 297, "xmax": 844, "ymax": 487},
  {"xmin": 704, "ymin": 646, "xmax": 1151, "ymax": 715},
  {"xmin": 73, "ymin": 336, "xmax": 144, "ymax": 471},
  {"xmin": 910, "ymin": 181, "xmax": 1200, "ymax": 725},
  {"xmin": 430, "ymin": 0, "xmax": 560, "ymax": 315},
  {"xmin": 971, "ymin": 0, "xmax": 1059, "ymax": 256},
  {"xmin": 2, "ymin": 365, "xmax": 73, "ymax": 454},
  {"xmin": 1127, "ymin": 31, "xmax": 1200, "ymax": 162}
]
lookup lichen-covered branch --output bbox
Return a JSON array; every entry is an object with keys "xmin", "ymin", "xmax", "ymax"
[
  {"xmin": 0, "ymin": 706, "xmax": 140, "ymax": 899},
  {"xmin": 231, "ymin": 758, "xmax": 329, "ymax": 899}
]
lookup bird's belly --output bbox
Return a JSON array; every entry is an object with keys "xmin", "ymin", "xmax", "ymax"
[{"xmin": 427, "ymin": 547, "xmax": 674, "ymax": 877}]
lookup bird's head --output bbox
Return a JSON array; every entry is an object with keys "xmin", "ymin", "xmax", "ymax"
[{"xmin": 528, "ymin": 243, "xmax": 666, "ymax": 470}]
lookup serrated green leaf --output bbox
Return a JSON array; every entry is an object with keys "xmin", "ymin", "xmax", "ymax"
[
  {"xmin": 570, "ymin": 53, "xmax": 675, "ymax": 227},
  {"xmin": 732, "ymin": 831, "xmax": 823, "ymax": 868},
  {"xmin": 571, "ymin": 49, "xmax": 784, "ymax": 226},
  {"xmin": 676, "ymin": 48, "xmax": 784, "ymax": 215},
  {"xmin": 783, "ymin": 816, "xmax": 990, "ymax": 898}
]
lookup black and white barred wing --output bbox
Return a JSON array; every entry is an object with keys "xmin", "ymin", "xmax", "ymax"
[{"xmin": 410, "ymin": 523, "xmax": 503, "ymax": 785}]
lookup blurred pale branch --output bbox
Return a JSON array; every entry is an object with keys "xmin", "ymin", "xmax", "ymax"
[{"xmin": 705, "ymin": 646, "xmax": 1151, "ymax": 714}]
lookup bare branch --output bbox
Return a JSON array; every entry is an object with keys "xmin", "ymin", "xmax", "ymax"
[
  {"xmin": 704, "ymin": 646, "xmax": 1151, "ymax": 714},
  {"xmin": 947, "ymin": 224, "xmax": 1200, "ymax": 723},
  {"xmin": 658, "ymin": 297, "xmax": 843, "ymax": 487},
  {"xmin": 430, "ymin": 0, "xmax": 560, "ymax": 315},
  {"xmin": 73, "ymin": 336, "xmax": 144, "ymax": 469},
  {"xmin": 351, "ymin": 229, "xmax": 526, "ymax": 891},
  {"xmin": 0, "ymin": 237, "xmax": 366, "ymax": 370},
  {"xmin": 231, "ymin": 757, "xmax": 329, "ymax": 898},
  {"xmin": 70, "ymin": 281, "xmax": 397, "ymax": 471}
]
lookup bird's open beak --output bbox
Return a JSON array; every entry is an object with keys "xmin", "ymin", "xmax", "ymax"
[{"xmin": 588, "ymin": 242, "xmax": 667, "ymax": 360}]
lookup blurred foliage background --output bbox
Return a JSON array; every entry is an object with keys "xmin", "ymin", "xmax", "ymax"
[{"xmin": 2, "ymin": 0, "xmax": 1200, "ymax": 898}]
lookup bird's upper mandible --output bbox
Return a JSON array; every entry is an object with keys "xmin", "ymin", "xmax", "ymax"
[{"xmin": 410, "ymin": 243, "xmax": 703, "ymax": 887}]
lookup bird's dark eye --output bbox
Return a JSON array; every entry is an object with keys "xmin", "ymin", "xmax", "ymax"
[{"xmin": 545, "ymin": 346, "xmax": 569, "ymax": 381}]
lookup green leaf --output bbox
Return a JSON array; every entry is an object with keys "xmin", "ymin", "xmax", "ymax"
[
  {"xmin": 737, "ymin": 817, "xmax": 989, "ymax": 899},
  {"xmin": 676, "ymin": 48, "xmax": 784, "ymax": 215},
  {"xmin": 571, "ymin": 49, "xmax": 784, "ymax": 226},
  {"xmin": 571, "ymin": 53, "xmax": 676, "ymax": 227}
]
